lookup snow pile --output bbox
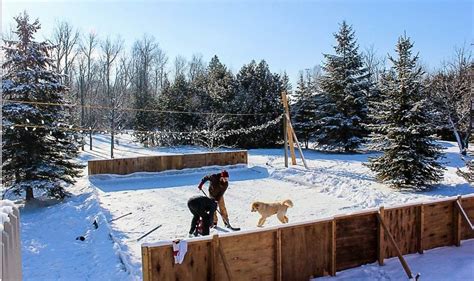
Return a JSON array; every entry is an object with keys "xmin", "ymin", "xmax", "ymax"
[
  {"xmin": 20, "ymin": 175, "xmax": 135, "ymax": 281},
  {"xmin": 0, "ymin": 200, "xmax": 16, "ymax": 232}
]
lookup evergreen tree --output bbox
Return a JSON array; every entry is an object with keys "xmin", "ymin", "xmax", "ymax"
[
  {"xmin": 131, "ymin": 36, "xmax": 159, "ymax": 146},
  {"xmin": 367, "ymin": 35, "xmax": 444, "ymax": 189},
  {"xmin": 316, "ymin": 21, "xmax": 369, "ymax": 152},
  {"xmin": 232, "ymin": 60, "xmax": 283, "ymax": 148},
  {"xmin": 2, "ymin": 13, "xmax": 82, "ymax": 200},
  {"xmin": 158, "ymin": 73, "xmax": 193, "ymax": 145},
  {"xmin": 206, "ymin": 55, "xmax": 236, "ymax": 112},
  {"xmin": 194, "ymin": 56, "xmax": 236, "ymax": 148},
  {"xmin": 292, "ymin": 72, "xmax": 316, "ymax": 148}
]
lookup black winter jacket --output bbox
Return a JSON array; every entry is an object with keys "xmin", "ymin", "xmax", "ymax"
[{"xmin": 200, "ymin": 173, "xmax": 228, "ymax": 201}]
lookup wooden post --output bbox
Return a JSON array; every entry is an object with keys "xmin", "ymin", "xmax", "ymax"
[
  {"xmin": 377, "ymin": 212, "xmax": 415, "ymax": 280},
  {"xmin": 275, "ymin": 229, "xmax": 282, "ymax": 281},
  {"xmin": 377, "ymin": 207, "xmax": 385, "ymax": 265},
  {"xmin": 211, "ymin": 235, "xmax": 218, "ymax": 281},
  {"xmin": 281, "ymin": 92, "xmax": 297, "ymax": 165},
  {"xmin": 283, "ymin": 111, "xmax": 288, "ymax": 168},
  {"xmin": 417, "ymin": 204, "xmax": 424, "ymax": 254},
  {"xmin": 454, "ymin": 196, "xmax": 462, "ymax": 247},
  {"xmin": 141, "ymin": 246, "xmax": 150, "ymax": 281},
  {"xmin": 329, "ymin": 219, "xmax": 336, "ymax": 276}
]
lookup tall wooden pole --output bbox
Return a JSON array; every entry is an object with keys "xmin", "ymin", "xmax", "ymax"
[
  {"xmin": 281, "ymin": 92, "xmax": 297, "ymax": 165},
  {"xmin": 283, "ymin": 111, "xmax": 288, "ymax": 168}
]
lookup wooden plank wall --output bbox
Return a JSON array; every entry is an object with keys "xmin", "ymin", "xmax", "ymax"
[
  {"xmin": 382, "ymin": 205, "xmax": 419, "ymax": 257},
  {"xmin": 217, "ymin": 231, "xmax": 276, "ymax": 281},
  {"xmin": 280, "ymin": 221, "xmax": 332, "ymax": 280},
  {"xmin": 142, "ymin": 196, "xmax": 474, "ymax": 281},
  {"xmin": 423, "ymin": 199, "xmax": 455, "ymax": 250},
  {"xmin": 335, "ymin": 213, "xmax": 378, "ymax": 271},
  {"xmin": 88, "ymin": 150, "xmax": 247, "ymax": 175}
]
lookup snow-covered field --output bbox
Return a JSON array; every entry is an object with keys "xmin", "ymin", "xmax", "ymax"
[{"xmin": 17, "ymin": 134, "xmax": 474, "ymax": 280}]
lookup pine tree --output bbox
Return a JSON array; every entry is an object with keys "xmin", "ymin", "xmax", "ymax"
[
  {"xmin": 316, "ymin": 21, "xmax": 369, "ymax": 152},
  {"xmin": 206, "ymin": 55, "xmax": 236, "ymax": 112},
  {"xmin": 292, "ymin": 72, "xmax": 316, "ymax": 148},
  {"xmin": 2, "ymin": 13, "xmax": 82, "ymax": 200},
  {"xmin": 232, "ymin": 60, "xmax": 283, "ymax": 148},
  {"xmin": 367, "ymin": 35, "xmax": 444, "ymax": 189},
  {"xmin": 193, "ymin": 56, "xmax": 236, "ymax": 148}
]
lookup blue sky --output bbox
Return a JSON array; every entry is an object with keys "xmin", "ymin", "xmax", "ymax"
[{"xmin": 3, "ymin": 0, "xmax": 473, "ymax": 86}]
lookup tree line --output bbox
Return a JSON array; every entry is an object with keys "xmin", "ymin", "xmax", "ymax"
[{"xmin": 2, "ymin": 13, "xmax": 472, "ymax": 201}]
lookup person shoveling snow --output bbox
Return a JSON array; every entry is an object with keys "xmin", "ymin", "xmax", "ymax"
[{"xmin": 198, "ymin": 170, "xmax": 232, "ymax": 228}]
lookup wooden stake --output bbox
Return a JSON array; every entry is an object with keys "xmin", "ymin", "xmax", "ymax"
[{"xmin": 281, "ymin": 92, "xmax": 297, "ymax": 165}]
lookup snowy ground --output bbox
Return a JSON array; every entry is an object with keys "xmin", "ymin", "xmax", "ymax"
[
  {"xmin": 315, "ymin": 240, "xmax": 474, "ymax": 281},
  {"xmin": 16, "ymin": 133, "xmax": 474, "ymax": 280}
]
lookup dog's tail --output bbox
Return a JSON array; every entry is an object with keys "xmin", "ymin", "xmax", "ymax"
[{"xmin": 282, "ymin": 199, "xmax": 293, "ymax": 208}]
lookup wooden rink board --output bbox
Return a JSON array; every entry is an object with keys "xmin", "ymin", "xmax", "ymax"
[
  {"xmin": 335, "ymin": 213, "xmax": 378, "ymax": 271},
  {"xmin": 423, "ymin": 199, "xmax": 455, "ymax": 250},
  {"xmin": 142, "ymin": 195, "xmax": 474, "ymax": 281},
  {"xmin": 382, "ymin": 205, "xmax": 419, "ymax": 257},
  {"xmin": 88, "ymin": 150, "xmax": 247, "ymax": 175}
]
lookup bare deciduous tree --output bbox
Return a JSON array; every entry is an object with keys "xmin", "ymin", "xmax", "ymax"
[
  {"xmin": 173, "ymin": 55, "xmax": 187, "ymax": 80},
  {"xmin": 430, "ymin": 46, "xmax": 472, "ymax": 154},
  {"xmin": 100, "ymin": 36, "xmax": 123, "ymax": 158},
  {"xmin": 52, "ymin": 21, "xmax": 80, "ymax": 86},
  {"xmin": 76, "ymin": 32, "xmax": 99, "ymax": 150}
]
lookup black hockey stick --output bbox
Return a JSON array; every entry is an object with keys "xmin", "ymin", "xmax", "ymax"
[
  {"xmin": 200, "ymin": 189, "xmax": 240, "ymax": 231},
  {"xmin": 137, "ymin": 224, "xmax": 162, "ymax": 242},
  {"xmin": 108, "ymin": 212, "xmax": 132, "ymax": 223}
]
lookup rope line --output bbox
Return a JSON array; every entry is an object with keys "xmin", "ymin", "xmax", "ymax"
[
  {"xmin": 3, "ymin": 114, "xmax": 284, "ymax": 136},
  {"xmin": 2, "ymin": 99, "xmax": 274, "ymax": 116}
]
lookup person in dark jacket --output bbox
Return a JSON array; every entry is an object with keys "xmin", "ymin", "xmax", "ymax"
[
  {"xmin": 198, "ymin": 170, "xmax": 230, "ymax": 227},
  {"xmin": 187, "ymin": 195, "xmax": 217, "ymax": 236}
]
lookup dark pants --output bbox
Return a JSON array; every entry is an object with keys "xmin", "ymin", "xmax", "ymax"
[{"xmin": 188, "ymin": 196, "xmax": 217, "ymax": 236}]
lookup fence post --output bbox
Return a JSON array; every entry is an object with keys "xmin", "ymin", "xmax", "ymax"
[
  {"xmin": 377, "ymin": 206, "xmax": 385, "ymax": 265},
  {"xmin": 454, "ymin": 196, "xmax": 462, "ymax": 247},
  {"xmin": 329, "ymin": 218, "xmax": 336, "ymax": 276},
  {"xmin": 417, "ymin": 204, "xmax": 424, "ymax": 254},
  {"xmin": 141, "ymin": 246, "xmax": 150, "ymax": 281},
  {"xmin": 275, "ymin": 229, "xmax": 282, "ymax": 281},
  {"xmin": 211, "ymin": 235, "xmax": 218, "ymax": 281}
]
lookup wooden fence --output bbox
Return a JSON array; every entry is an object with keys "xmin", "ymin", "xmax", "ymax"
[
  {"xmin": 1, "ymin": 200, "xmax": 22, "ymax": 281},
  {"xmin": 88, "ymin": 150, "xmax": 248, "ymax": 175},
  {"xmin": 141, "ymin": 195, "xmax": 474, "ymax": 281}
]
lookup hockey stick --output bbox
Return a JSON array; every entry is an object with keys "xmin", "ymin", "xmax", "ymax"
[
  {"xmin": 137, "ymin": 224, "xmax": 162, "ymax": 242},
  {"xmin": 200, "ymin": 189, "xmax": 240, "ymax": 231},
  {"xmin": 108, "ymin": 212, "xmax": 132, "ymax": 223}
]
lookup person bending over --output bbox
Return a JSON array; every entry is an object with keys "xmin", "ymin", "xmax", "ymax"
[{"xmin": 187, "ymin": 195, "xmax": 217, "ymax": 236}]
